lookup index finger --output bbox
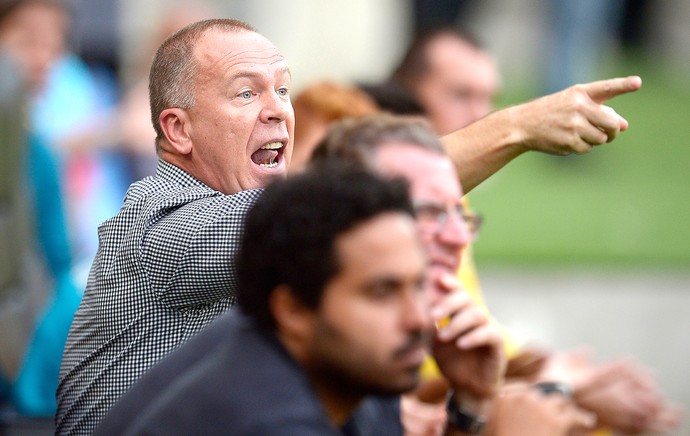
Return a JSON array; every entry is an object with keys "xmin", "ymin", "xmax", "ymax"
[
  {"xmin": 431, "ymin": 290, "xmax": 472, "ymax": 325},
  {"xmin": 584, "ymin": 75, "xmax": 642, "ymax": 103},
  {"xmin": 437, "ymin": 272, "xmax": 462, "ymax": 293}
]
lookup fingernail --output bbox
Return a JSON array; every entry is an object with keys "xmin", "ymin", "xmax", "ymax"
[
  {"xmin": 435, "ymin": 316, "xmax": 450, "ymax": 331},
  {"xmin": 430, "ymin": 307, "xmax": 444, "ymax": 319}
]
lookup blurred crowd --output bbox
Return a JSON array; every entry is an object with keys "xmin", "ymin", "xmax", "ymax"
[{"xmin": 0, "ymin": 0, "xmax": 213, "ymax": 421}]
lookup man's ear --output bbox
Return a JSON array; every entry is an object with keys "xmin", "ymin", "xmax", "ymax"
[
  {"xmin": 159, "ymin": 108, "xmax": 193, "ymax": 155},
  {"xmin": 269, "ymin": 285, "xmax": 315, "ymax": 359}
]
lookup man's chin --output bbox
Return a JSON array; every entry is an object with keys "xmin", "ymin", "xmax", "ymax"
[
  {"xmin": 367, "ymin": 375, "xmax": 421, "ymax": 398},
  {"xmin": 243, "ymin": 165, "xmax": 288, "ymax": 190}
]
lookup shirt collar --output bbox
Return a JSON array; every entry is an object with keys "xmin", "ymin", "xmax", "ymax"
[{"xmin": 155, "ymin": 159, "xmax": 215, "ymax": 191}]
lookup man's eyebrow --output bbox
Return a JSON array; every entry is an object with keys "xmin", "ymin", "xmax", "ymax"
[
  {"xmin": 276, "ymin": 65, "xmax": 292, "ymax": 78},
  {"xmin": 227, "ymin": 65, "xmax": 291, "ymax": 83},
  {"xmin": 362, "ymin": 276, "xmax": 403, "ymax": 293}
]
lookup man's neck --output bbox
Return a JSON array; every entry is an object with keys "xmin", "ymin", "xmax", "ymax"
[
  {"xmin": 275, "ymin": 323, "xmax": 364, "ymax": 426},
  {"xmin": 309, "ymin": 377, "xmax": 363, "ymax": 427}
]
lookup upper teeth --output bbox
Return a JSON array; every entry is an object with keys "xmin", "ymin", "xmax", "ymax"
[{"xmin": 261, "ymin": 142, "xmax": 282, "ymax": 150}]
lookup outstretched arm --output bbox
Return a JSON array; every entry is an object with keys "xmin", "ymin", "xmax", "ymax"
[{"xmin": 441, "ymin": 76, "xmax": 643, "ymax": 193}]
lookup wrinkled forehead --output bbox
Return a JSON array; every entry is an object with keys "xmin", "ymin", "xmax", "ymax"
[
  {"xmin": 195, "ymin": 28, "xmax": 288, "ymax": 72},
  {"xmin": 427, "ymin": 36, "xmax": 499, "ymax": 87}
]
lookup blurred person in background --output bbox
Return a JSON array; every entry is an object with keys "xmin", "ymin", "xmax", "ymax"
[
  {"xmin": 388, "ymin": 27, "xmax": 500, "ymax": 137},
  {"xmin": 289, "ymin": 80, "xmax": 379, "ymax": 173},
  {"xmin": 117, "ymin": 0, "xmax": 217, "ymax": 182},
  {"xmin": 0, "ymin": 0, "xmax": 125, "ymax": 274},
  {"xmin": 370, "ymin": 25, "xmax": 681, "ymax": 434},
  {"xmin": 312, "ymin": 114, "xmax": 596, "ymax": 436},
  {"xmin": 543, "ymin": 0, "xmax": 626, "ymax": 95},
  {"xmin": 0, "ymin": 4, "xmax": 80, "ymax": 422}
]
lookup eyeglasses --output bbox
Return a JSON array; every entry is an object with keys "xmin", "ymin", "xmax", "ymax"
[{"xmin": 412, "ymin": 199, "xmax": 483, "ymax": 238}]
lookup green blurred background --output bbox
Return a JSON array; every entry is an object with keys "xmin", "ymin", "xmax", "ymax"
[{"xmin": 470, "ymin": 58, "xmax": 690, "ymax": 269}]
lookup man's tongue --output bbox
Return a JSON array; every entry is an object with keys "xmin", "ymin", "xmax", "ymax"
[{"xmin": 251, "ymin": 148, "xmax": 278, "ymax": 165}]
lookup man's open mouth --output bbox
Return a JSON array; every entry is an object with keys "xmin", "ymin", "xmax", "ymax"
[{"xmin": 251, "ymin": 142, "xmax": 283, "ymax": 168}]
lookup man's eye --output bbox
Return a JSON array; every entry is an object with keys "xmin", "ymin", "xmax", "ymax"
[
  {"xmin": 452, "ymin": 89, "xmax": 472, "ymax": 100},
  {"xmin": 277, "ymin": 88, "xmax": 289, "ymax": 97},
  {"xmin": 367, "ymin": 283, "xmax": 397, "ymax": 299},
  {"xmin": 240, "ymin": 91, "xmax": 253, "ymax": 99},
  {"xmin": 414, "ymin": 276, "xmax": 427, "ymax": 293},
  {"xmin": 415, "ymin": 205, "xmax": 443, "ymax": 219}
]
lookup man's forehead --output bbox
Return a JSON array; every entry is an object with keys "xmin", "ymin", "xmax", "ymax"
[
  {"xmin": 429, "ymin": 40, "xmax": 498, "ymax": 86},
  {"xmin": 375, "ymin": 142, "xmax": 446, "ymax": 174},
  {"xmin": 196, "ymin": 28, "xmax": 287, "ymax": 69},
  {"xmin": 375, "ymin": 143, "xmax": 461, "ymax": 198},
  {"xmin": 336, "ymin": 213, "xmax": 424, "ymax": 270}
]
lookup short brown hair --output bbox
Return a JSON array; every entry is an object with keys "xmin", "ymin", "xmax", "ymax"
[
  {"xmin": 390, "ymin": 26, "xmax": 482, "ymax": 93},
  {"xmin": 148, "ymin": 18, "xmax": 255, "ymax": 150},
  {"xmin": 311, "ymin": 113, "xmax": 444, "ymax": 169}
]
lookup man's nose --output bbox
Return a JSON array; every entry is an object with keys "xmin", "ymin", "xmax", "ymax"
[
  {"xmin": 261, "ymin": 91, "xmax": 291, "ymax": 123},
  {"xmin": 402, "ymin": 290, "xmax": 433, "ymax": 332},
  {"xmin": 437, "ymin": 211, "xmax": 472, "ymax": 251}
]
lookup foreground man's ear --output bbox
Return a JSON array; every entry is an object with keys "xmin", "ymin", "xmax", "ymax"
[{"xmin": 159, "ymin": 107, "xmax": 193, "ymax": 155}]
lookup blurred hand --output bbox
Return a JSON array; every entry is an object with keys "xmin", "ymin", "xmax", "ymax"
[
  {"xmin": 401, "ymin": 393, "xmax": 447, "ymax": 436},
  {"xmin": 487, "ymin": 383, "xmax": 595, "ymax": 436},
  {"xmin": 505, "ymin": 346, "xmax": 550, "ymax": 380},
  {"xmin": 430, "ymin": 273, "xmax": 506, "ymax": 400},
  {"xmin": 538, "ymin": 347, "xmax": 683, "ymax": 434},
  {"xmin": 572, "ymin": 358, "xmax": 683, "ymax": 434}
]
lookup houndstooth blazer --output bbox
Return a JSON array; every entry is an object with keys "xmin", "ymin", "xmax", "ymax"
[{"xmin": 56, "ymin": 160, "xmax": 262, "ymax": 435}]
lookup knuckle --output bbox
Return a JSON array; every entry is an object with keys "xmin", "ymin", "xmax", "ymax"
[
  {"xmin": 575, "ymin": 144, "xmax": 593, "ymax": 155},
  {"xmin": 572, "ymin": 93, "xmax": 589, "ymax": 111}
]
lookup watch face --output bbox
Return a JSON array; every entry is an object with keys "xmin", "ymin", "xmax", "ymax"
[{"xmin": 534, "ymin": 381, "xmax": 572, "ymax": 398}]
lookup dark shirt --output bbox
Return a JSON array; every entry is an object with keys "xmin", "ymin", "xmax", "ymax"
[
  {"xmin": 344, "ymin": 396, "xmax": 403, "ymax": 436},
  {"xmin": 96, "ymin": 310, "xmax": 342, "ymax": 435}
]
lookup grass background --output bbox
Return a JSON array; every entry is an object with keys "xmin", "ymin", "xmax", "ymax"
[
  {"xmin": 468, "ymin": 57, "xmax": 690, "ymax": 269},
  {"xmin": 466, "ymin": 55, "xmax": 690, "ymax": 433}
]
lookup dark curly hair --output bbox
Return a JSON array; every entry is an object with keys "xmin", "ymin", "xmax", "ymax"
[{"xmin": 236, "ymin": 162, "xmax": 414, "ymax": 329}]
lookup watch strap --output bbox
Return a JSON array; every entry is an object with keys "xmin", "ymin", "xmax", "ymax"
[{"xmin": 446, "ymin": 394, "xmax": 486, "ymax": 434}]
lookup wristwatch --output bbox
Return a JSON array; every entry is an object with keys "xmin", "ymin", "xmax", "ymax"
[
  {"xmin": 446, "ymin": 392, "xmax": 486, "ymax": 434},
  {"xmin": 534, "ymin": 381, "xmax": 573, "ymax": 398}
]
